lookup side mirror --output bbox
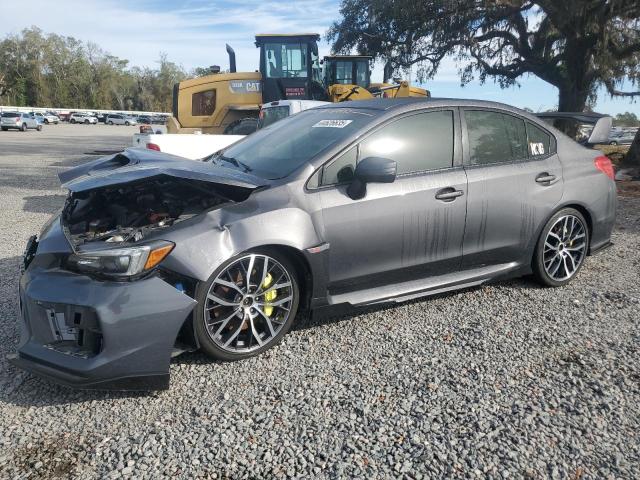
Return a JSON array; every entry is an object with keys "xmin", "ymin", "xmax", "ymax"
[
  {"xmin": 587, "ymin": 116, "xmax": 613, "ymax": 145},
  {"xmin": 347, "ymin": 156, "xmax": 397, "ymax": 200}
]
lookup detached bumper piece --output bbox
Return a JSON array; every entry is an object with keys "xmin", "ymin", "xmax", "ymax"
[{"xmin": 12, "ymin": 269, "xmax": 197, "ymax": 391}]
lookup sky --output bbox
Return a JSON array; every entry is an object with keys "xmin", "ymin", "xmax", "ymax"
[{"xmin": 1, "ymin": 0, "xmax": 638, "ymax": 115}]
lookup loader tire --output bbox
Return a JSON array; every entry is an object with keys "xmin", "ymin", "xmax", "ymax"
[{"xmin": 224, "ymin": 118, "xmax": 258, "ymax": 135}]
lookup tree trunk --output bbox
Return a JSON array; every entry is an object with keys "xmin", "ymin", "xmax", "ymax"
[
  {"xmin": 553, "ymin": 84, "xmax": 590, "ymax": 139},
  {"xmin": 622, "ymin": 128, "xmax": 640, "ymax": 167}
]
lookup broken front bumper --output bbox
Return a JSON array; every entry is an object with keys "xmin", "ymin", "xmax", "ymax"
[{"xmin": 9, "ymin": 266, "xmax": 196, "ymax": 390}]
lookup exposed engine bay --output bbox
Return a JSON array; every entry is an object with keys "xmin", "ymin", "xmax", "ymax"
[{"xmin": 61, "ymin": 176, "xmax": 233, "ymax": 246}]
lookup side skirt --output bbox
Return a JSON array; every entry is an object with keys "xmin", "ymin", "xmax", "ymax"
[{"xmin": 326, "ymin": 262, "xmax": 522, "ymax": 308}]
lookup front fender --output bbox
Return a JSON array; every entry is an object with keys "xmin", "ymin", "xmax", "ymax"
[{"xmin": 158, "ymin": 194, "xmax": 323, "ymax": 282}]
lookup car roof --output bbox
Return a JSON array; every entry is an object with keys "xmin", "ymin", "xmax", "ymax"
[{"xmin": 313, "ymin": 97, "xmax": 532, "ymax": 113}]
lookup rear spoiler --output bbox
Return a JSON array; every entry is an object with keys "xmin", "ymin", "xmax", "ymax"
[{"xmin": 535, "ymin": 112, "xmax": 612, "ymax": 145}]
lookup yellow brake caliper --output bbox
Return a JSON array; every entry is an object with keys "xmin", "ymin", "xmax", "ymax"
[{"xmin": 261, "ymin": 273, "xmax": 277, "ymax": 317}]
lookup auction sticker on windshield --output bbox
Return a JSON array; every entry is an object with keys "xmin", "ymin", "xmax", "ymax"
[{"xmin": 312, "ymin": 119, "xmax": 353, "ymax": 128}]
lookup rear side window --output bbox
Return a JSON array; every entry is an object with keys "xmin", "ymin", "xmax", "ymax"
[
  {"xmin": 192, "ymin": 89, "xmax": 216, "ymax": 116},
  {"xmin": 465, "ymin": 110, "xmax": 528, "ymax": 165},
  {"xmin": 3, "ymin": 113, "xmax": 19, "ymax": 118},
  {"xmin": 359, "ymin": 110, "xmax": 454, "ymax": 175},
  {"xmin": 526, "ymin": 122, "xmax": 553, "ymax": 157}
]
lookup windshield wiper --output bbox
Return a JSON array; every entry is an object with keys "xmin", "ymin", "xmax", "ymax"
[{"xmin": 218, "ymin": 155, "xmax": 252, "ymax": 173}]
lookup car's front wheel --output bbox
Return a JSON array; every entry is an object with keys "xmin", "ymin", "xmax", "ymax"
[
  {"xmin": 37, "ymin": 124, "xmax": 42, "ymax": 131},
  {"xmin": 194, "ymin": 250, "xmax": 300, "ymax": 361},
  {"xmin": 533, "ymin": 208, "xmax": 589, "ymax": 287}
]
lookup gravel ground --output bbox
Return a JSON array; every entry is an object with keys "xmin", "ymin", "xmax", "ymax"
[{"xmin": 0, "ymin": 125, "xmax": 639, "ymax": 479}]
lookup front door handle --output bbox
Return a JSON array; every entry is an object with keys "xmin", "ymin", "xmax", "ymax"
[
  {"xmin": 535, "ymin": 172, "xmax": 558, "ymax": 185},
  {"xmin": 435, "ymin": 188, "xmax": 464, "ymax": 201}
]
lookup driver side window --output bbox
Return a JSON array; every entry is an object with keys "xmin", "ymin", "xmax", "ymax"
[
  {"xmin": 316, "ymin": 109, "xmax": 454, "ymax": 187},
  {"xmin": 320, "ymin": 147, "xmax": 357, "ymax": 186}
]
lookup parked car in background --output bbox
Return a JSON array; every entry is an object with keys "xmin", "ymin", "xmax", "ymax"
[
  {"xmin": 1, "ymin": 112, "xmax": 42, "ymax": 131},
  {"xmin": 257, "ymin": 99, "xmax": 329, "ymax": 129},
  {"xmin": 69, "ymin": 113, "xmax": 98, "ymax": 124},
  {"xmin": 136, "ymin": 115, "xmax": 153, "ymax": 125},
  {"xmin": 608, "ymin": 132, "xmax": 636, "ymax": 145},
  {"xmin": 30, "ymin": 111, "xmax": 60, "ymax": 124},
  {"xmin": 11, "ymin": 99, "xmax": 616, "ymax": 390},
  {"xmin": 106, "ymin": 114, "xmax": 137, "ymax": 126},
  {"xmin": 57, "ymin": 111, "xmax": 72, "ymax": 122}
]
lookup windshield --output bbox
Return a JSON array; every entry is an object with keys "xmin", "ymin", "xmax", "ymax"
[
  {"xmin": 206, "ymin": 108, "xmax": 374, "ymax": 179},
  {"xmin": 264, "ymin": 43, "xmax": 308, "ymax": 78}
]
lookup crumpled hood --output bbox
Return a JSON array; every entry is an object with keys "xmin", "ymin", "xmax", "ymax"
[{"xmin": 59, "ymin": 148, "xmax": 268, "ymax": 192}]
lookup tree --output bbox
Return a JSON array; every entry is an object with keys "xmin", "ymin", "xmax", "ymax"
[
  {"xmin": 614, "ymin": 112, "xmax": 639, "ymax": 127},
  {"xmin": 0, "ymin": 27, "xmax": 187, "ymax": 112},
  {"xmin": 328, "ymin": 1, "xmax": 640, "ymax": 113},
  {"xmin": 192, "ymin": 66, "xmax": 216, "ymax": 77}
]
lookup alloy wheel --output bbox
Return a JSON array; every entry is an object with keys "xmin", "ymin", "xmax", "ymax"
[
  {"xmin": 543, "ymin": 214, "xmax": 587, "ymax": 281},
  {"xmin": 204, "ymin": 254, "xmax": 294, "ymax": 353}
]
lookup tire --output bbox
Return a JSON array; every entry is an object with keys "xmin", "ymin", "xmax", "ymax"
[
  {"xmin": 84, "ymin": 119, "xmax": 89, "ymax": 124},
  {"xmin": 108, "ymin": 121, "xmax": 113, "ymax": 125},
  {"xmin": 44, "ymin": 119, "xmax": 49, "ymax": 124},
  {"xmin": 533, "ymin": 208, "xmax": 589, "ymax": 287},
  {"xmin": 20, "ymin": 123, "xmax": 27, "ymax": 132},
  {"xmin": 37, "ymin": 125, "xmax": 42, "ymax": 131},
  {"xmin": 1, "ymin": 127, "xmax": 7, "ymax": 131},
  {"xmin": 125, "ymin": 121, "xmax": 130, "ymax": 126},
  {"xmin": 70, "ymin": 119, "xmax": 76, "ymax": 124},
  {"xmin": 224, "ymin": 118, "xmax": 258, "ymax": 135},
  {"xmin": 609, "ymin": 141, "xmax": 618, "ymax": 145},
  {"xmin": 194, "ymin": 249, "xmax": 301, "ymax": 361}
]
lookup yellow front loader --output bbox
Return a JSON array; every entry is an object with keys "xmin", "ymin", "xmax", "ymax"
[
  {"xmin": 323, "ymin": 55, "xmax": 429, "ymax": 102},
  {"xmin": 167, "ymin": 36, "xmax": 429, "ymax": 134}
]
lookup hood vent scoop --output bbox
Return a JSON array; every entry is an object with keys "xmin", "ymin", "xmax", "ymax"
[{"xmin": 89, "ymin": 153, "xmax": 131, "ymax": 173}]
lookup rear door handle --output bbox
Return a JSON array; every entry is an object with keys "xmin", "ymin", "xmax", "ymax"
[
  {"xmin": 535, "ymin": 172, "xmax": 558, "ymax": 185},
  {"xmin": 435, "ymin": 188, "xmax": 464, "ymax": 201}
]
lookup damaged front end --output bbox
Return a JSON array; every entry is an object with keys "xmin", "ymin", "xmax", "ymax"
[
  {"xmin": 62, "ymin": 176, "xmax": 225, "ymax": 247},
  {"xmin": 59, "ymin": 149, "xmax": 265, "ymax": 250},
  {"xmin": 58, "ymin": 149, "xmax": 265, "ymax": 279},
  {"xmin": 10, "ymin": 148, "xmax": 267, "ymax": 390}
]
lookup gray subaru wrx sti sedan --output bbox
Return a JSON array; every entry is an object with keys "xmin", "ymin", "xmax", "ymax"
[{"xmin": 10, "ymin": 99, "xmax": 616, "ymax": 390}]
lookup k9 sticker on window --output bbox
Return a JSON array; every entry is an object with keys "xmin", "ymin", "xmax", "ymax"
[
  {"xmin": 312, "ymin": 119, "xmax": 353, "ymax": 128},
  {"xmin": 530, "ymin": 142, "xmax": 545, "ymax": 155}
]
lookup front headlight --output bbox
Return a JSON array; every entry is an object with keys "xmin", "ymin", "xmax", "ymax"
[{"xmin": 66, "ymin": 241, "xmax": 174, "ymax": 278}]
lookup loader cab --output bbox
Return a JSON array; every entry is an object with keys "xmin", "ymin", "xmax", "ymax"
[
  {"xmin": 323, "ymin": 55, "xmax": 372, "ymax": 89},
  {"xmin": 255, "ymin": 34, "xmax": 326, "ymax": 103}
]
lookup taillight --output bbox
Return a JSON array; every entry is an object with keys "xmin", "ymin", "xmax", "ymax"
[
  {"xmin": 15, "ymin": 117, "xmax": 20, "ymax": 123},
  {"xmin": 146, "ymin": 143, "xmax": 160, "ymax": 151},
  {"xmin": 594, "ymin": 155, "xmax": 615, "ymax": 180}
]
